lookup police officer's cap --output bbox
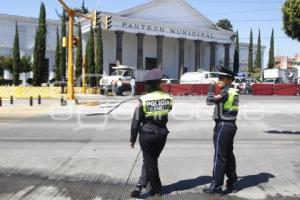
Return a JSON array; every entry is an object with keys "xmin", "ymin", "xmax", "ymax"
[
  {"xmin": 217, "ymin": 66, "xmax": 236, "ymax": 80},
  {"xmin": 144, "ymin": 68, "xmax": 163, "ymax": 82}
]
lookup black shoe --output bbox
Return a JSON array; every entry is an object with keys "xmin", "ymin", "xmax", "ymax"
[
  {"xmin": 131, "ymin": 185, "xmax": 142, "ymax": 198},
  {"xmin": 202, "ymin": 188, "xmax": 222, "ymax": 194},
  {"xmin": 226, "ymin": 182, "xmax": 237, "ymax": 193}
]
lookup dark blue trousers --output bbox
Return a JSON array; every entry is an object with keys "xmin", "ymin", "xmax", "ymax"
[
  {"xmin": 137, "ymin": 124, "xmax": 168, "ymax": 193},
  {"xmin": 210, "ymin": 121, "xmax": 237, "ymax": 190}
]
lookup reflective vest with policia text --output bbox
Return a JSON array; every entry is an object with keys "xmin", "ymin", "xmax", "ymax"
[
  {"xmin": 140, "ymin": 91, "xmax": 172, "ymax": 117},
  {"xmin": 223, "ymin": 88, "xmax": 239, "ymax": 111}
]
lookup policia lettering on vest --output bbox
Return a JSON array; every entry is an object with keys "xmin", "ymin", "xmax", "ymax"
[
  {"xmin": 203, "ymin": 66, "xmax": 239, "ymax": 195},
  {"xmin": 130, "ymin": 69, "xmax": 172, "ymax": 198}
]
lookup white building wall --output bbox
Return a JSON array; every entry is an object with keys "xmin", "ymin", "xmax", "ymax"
[
  {"xmin": 163, "ymin": 37, "xmax": 177, "ymax": 78},
  {"xmin": 102, "ymin": 30, "xmax": 117, "ymax": 76},
  {"xmin": 0, "ymin": 14, "xmax": 60, "ymax": 80},
  {"xmin": 123, "ymin": 32, "xmax": 137, "ymax": 67}
]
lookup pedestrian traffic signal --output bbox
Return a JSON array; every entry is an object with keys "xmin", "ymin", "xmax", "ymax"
[
  {"xmin": 104, "ymin": 15, "xmax": 112, "ymax": 30},
  {"xmin": 73, "ymin": 37, "xmax": 79, "ymax": 47}
]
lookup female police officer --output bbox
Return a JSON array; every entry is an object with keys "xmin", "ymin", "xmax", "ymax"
[
  {"xmin": 204, "ymin": 66, "xmax": 239, "ymax": 194},
  {"xmin": 130, "ymin": 68, "xmax": 172, "ymax": 198}
]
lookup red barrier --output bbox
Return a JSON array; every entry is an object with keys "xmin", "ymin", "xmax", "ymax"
[
  {"xmin": 161, "ymin": 83, "xmax": 170, "ymax": 93},
  {"xmin": 169, "ymin": 84, "xmax": 193, "ymax": 95},
  {"xmin": 252, "ymin": 84, "xmax": 274, "ymax": 95},
  {"xmin": 191, "ymin": 84, "xmax": 210, "ymax": 95},
  {"xmin": 273, "ymin": 84, "xmax": 298, "ymax": 96},
  {"xmin": 135, "ymin": 82, "xmax": 145, "ymax": 95}
]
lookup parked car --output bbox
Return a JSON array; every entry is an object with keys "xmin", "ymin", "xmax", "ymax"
[{"xmin": 180, "ymin": 71, "xmax": 219, "ymax": 84}]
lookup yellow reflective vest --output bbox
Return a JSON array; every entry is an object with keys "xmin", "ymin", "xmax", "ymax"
[
  {"xmin": 223, "ymin": 88, "xmax": 239, "ymax": 111},
  {"xmin": 140, "ymin": 91, "xmax": 172, "ymax": 117}
]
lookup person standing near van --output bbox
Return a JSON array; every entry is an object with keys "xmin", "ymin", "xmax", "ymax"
[{"xmin": 130, "ymin": 76, "xmax": 136, "ymax": 96}]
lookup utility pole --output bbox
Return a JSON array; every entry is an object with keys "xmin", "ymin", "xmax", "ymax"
[{"xmin": 57, "ymin": 0, "xmax": 96, "ymax": 100}]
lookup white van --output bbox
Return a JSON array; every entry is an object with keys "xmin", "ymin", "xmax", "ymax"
[{"xmin": 180, "ymin": 71, "xmax": 219, "ymax": 84}]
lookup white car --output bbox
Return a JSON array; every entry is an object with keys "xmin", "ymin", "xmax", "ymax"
[{"xmin": 180, "ymin": 71, "xmax": 219, "ymax": 84}]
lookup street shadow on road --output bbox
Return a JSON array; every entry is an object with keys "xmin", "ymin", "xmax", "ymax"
[
  {"xmin": 235, "ymin": 172, "xmax": 275, "ymax": 192},
  {"xmin": 139, "ymin": 176, "xmax": 211, "ymax": 198},
  {"xmin": 265, "ymin": 130, "xmax": 300, "ymax": 135}
]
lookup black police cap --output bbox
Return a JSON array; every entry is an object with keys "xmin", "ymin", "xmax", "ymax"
[{"xmin": 216, "ymin": 65, "xmax": 236, "ymax": 80}]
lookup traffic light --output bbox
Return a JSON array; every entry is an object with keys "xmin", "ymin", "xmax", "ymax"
[
  {"xmin": 92, "ymin": 10, "xmax": 101, "ymax": 29},
  {"xmin": 73, "ymin": 37, "xmax": 79, "ymax": 47},
  {"xmin": 104, "ymin": 15, "xmax": 112, "ymax": 30}
]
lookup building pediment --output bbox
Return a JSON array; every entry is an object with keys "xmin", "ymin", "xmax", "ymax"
[{"xmin": 118, "ymin": 0, "xmax": 217, "ymax": 30}]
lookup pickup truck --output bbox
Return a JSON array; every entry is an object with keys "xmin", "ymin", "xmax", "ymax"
[{"xmin": 99, "ymin": 65, "xmax": 148, "ymax": 94}]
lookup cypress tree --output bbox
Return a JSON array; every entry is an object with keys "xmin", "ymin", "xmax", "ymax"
[
  {"xmin": 75, "ymin": 23, "xmax": 83, "ymax": 83},
  {"xmin": 55, "ymin": 27, "xmax": 61, "ymax": 81},
  {"xmin": 267, "ymin": 29, "xmax": 275, "ymax": 69},
  {"xmin": 60, "ymin": 10, "xmax": 67, "ymax": 80},
  {"xmin": 32, "ymin": 2, "xmax": 47, "ymax": 86},
  {"xmin": 255, "ymin": 29, "xmax": 262, "ymax": 70},
  {"xmin": 32, "ymin": 28, "xmax": 39, "ymax": 85},
  {"xmin": 248, "ymin": 29, "xmax": 254, "ymax": 73},
  {"xmin": 12, "ymin": 22, "xmax": 20, "ymax": 85},
  {"xmin": 95, "ymin": 25, "xmax": 103, "ymax": 83},
  {"xmin": 86, "ymin": 24, "xmax": 95, "ymax": 87},
  {"xmin": 233, "ymin": 30, "xmax": 240, "ymax": 73},
  {"xmin": 81, "ymin": 0, "xmax": 89, "ymax": 14}
]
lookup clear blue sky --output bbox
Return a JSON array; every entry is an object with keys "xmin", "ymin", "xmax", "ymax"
[{"xmin": 1, "ymin": 0, "xmax": 299, "ymax": 67}]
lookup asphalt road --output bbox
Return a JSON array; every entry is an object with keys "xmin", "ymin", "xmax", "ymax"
[{"xmin": 0, "ymin": 96, "xmax": 299, "ymax": 200}]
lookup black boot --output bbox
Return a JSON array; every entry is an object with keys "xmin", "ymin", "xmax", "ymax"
[
  {"xmin": 202, "ymin": 188, "xmax": 222, "ymax": 194},
  {"xmin": 131, "ymin": 185, "xmax": 142, "ymax": 198},
  {"xmin": 226, "ymin": 179, "xmax": 238, "ymax": 193}
]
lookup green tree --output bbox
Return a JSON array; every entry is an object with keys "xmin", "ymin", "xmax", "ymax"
[
  {"xmin": 60, "ymin": 10, "xmax": 67, "ymax": 80},
  {"xmin": 248, "ymin": 29, "xmax": 254, "ymax": 73},
  {"xmin": 216, "ymin": 18, "xmax": 233, "ymax": 31},
  {"xmin": 75, "ymin": 23, "xmax": 83, "ymax": 83},
  {"xmin": 255, "ymin": 29, "xmax": 262, "ymax": 70},
  {"xmin": 12, "ymin": 22, "xmax": 21, "ymax": 85},
  {"xmin": 267, "ymin": 29, "xmax": 275, "ymax": 68},
  {"xmin": 95, "ymin": 25, "xmax": 103, "ymax": 83},
  {"xmin": 233, "ymin": 30, "xmax": 240, "ymax": 73},
  {"xmin": 86, "ymin": 24, "xmax": 95, "ymax": 87},
  {"xmin": 55, "ymin": 27, "xmax": 61, "ymax": 81},
  {"xmin": 282, "ymin": 0, "xmax": 300, "ymax": 41},
  {"xmin": 20, "ymin": 56, "xmax": 32, "ymax": 73},
  {"xmin": 32, "ymin": 2, "xmax": 47, "ymax": 86}
]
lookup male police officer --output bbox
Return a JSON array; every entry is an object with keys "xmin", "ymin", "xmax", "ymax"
[
  {"xmin": 203, "ymin": 66, "xmax": 239, "ymax": 194},
  {"xmin": 130, "ymin": 68, "xmax": 172, "ymax": 198}
]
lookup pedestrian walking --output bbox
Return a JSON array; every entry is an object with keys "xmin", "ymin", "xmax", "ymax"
[
  {"xmin": 130, "ymin": 68, "xmax": 172, "ymax": 198},
  {"xmin": 203, "ymin": 66, "xmax": 239, "ymax": 194}
]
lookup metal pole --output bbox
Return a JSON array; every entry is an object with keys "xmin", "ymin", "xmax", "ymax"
[
  {"xmin": 10, "ymin": 96, "xmax": 13, "ymax": 105},
  {"xmin": 67, "ymin": 13, "xmax": 75, "ymax": 100},
  {"xmin": 82, "ymin": 56, "xmax": 86, "ymax": 93},
  {"xmin": 30, "ymin": 96, "xmax": 33, "ymax": 106},
  {"xmin": 38, "ymin": 95, "xmax": 41, "ymax": 105},
  {"xmin": 0, "ymin": 97, "xmax": 2, "ymax": 107}
]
